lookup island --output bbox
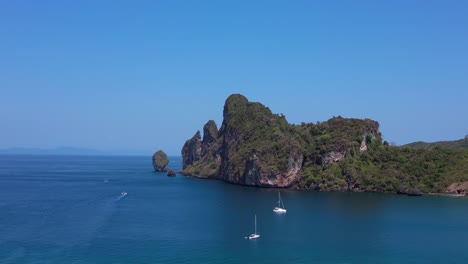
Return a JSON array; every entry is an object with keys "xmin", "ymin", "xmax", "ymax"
[
  {"xmin": 152, "ymin": 150, "xmax": 169, "ymax": 172},
  {"xmin": 152, "ymin": 150, "xmax": 177, "ymax": 176},
  {"xmin": 181, "ymin": 94, "xmax": 468, "ymax": 195}
]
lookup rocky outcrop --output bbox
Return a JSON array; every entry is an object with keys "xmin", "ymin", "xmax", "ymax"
[
  {"xmin": 179, "ymin": 94, "xmax": 468, "ymax": 195},
  {"xmin": 445, "ymin": 182, "xmax": 468, "ymax": 195},
  {"xmin": 152, "ymin": 150, "xmax": 169, "ymax": 171},
  {"xmin": 181, "ymin": 94, "xmax": 383, "ymax": 188},
  {"xmin": 202, "ymin": 120, "xmax": 218, "ymax": 145},
  {"xmin": 240, "ymin": 151, "xmax": 303, "ymax": 187},
  {"xmin": 181, "ymin": 131, "xmax": 202, "ymax": 170},
  {"xmin": 201, "ymin": 120, "xmax": 221, "ymax": 167},
  {"xmin": 256, "ymin": 152, "xmax": 303, "ymax": 187},
  {"xmin": 181, "ymin": 94, "xmax": 305, "ymax": 187},
  {"xmin": 176, "ymin": 94, "xmax": 468, "ymax": 196},
  {"xmin": 359, "ymin": 137, "xmax": 368, "ymax": 152},
  {"xmin": 152, "ymin": 150, "xmax": 177, "ymax": 176},
  {"xmin": 321, "ymin": 151, "xmax": 346, "ymax": 165},
  {"xmin": 360, "ymin": 130, "xmax": 379, "ymax": 152},
  {"xmin": 181, "ymin": 120, "xmax": 221, "ymax": 177},
  {"xmin": 397, "ymin": 188, "xmax": 423, "ymax": 196}
]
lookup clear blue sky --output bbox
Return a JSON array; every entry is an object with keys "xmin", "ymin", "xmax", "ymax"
[{"xmin": 1, "ymin": 0, "xmax": 467, "ymax": 155}]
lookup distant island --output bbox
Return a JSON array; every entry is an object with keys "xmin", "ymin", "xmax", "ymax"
[
  {"xmin": 181, "ymin": 94, "xmax": 468, "ymax": 196},
  {"xmin": 0, "ymin": 147, "xmax": 106, "ymax": 156},
  {"xmin": 403, "ymin": 136, "xmax": 468, "ymax": 149},
  {"xmin": 0, "ymin": 147, "xmax": 147, "ymax": 156}
]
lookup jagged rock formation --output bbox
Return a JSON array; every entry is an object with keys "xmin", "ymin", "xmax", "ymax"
[
  {"xmin": 181, "ymin": 94, "xmax": 379, "ymax": 188},
  {"xmin": 182, "ymin": 94, "xmax": 305, "ymax": 187},
  {"xmin": 181, "ymin": 120, "xmax": 221, "ymax": 178},
  {"xmin": 182, "ymin": 131, "xmax": 202, "ymax": 170},
  {"xmin": 397, "ymin": 188, "xmax": 423, "ymax": 196},
  {"xmin": 153, "ymin": 150, "xmax": 177, "ymax": 176},
  {"xmin": 167, "ymin": 169, "xmax": 176, "ymax": 177},
  {"xmin": 321, "ymin": 151, "xmax": 346, "ymax": 165},
  {"xmin": 445, "ymin": 182, "xmax": 468, "ymax": 195},
  {"xmin": 152, "ymin": 150, "xmax": 169, "ymax": 172},
  {"xmin": 180, "ymin": 94, "xmax": 468, "ymax": 194}
]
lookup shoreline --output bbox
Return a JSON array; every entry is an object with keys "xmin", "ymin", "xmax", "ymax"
[{"xmin": 180, "ymin": 172, "xmax": 467, "ymax": 198}]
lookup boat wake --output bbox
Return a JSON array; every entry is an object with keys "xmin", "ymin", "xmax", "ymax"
[
  {"xmin": 55, "ymin": 192, "xmax": 127, "ymax": 249},
  {"xmin": 118, "ymin": 192, "xmax": 127, "ymax": 200}
]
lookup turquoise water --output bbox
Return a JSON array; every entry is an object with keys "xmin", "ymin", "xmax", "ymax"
[{"xmin": 1, "ymin": 155, "xmax": 467, "ymax": 263}]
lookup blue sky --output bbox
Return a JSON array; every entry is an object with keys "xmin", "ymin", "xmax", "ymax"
[{"xmin": 1, "ymin": 0, "xmax": 467, "ymax": 155}]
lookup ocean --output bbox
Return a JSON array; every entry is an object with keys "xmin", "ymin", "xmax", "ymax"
[{"xmin": 0, "ymin": 155, "xmax": 467, "ymax": 263}]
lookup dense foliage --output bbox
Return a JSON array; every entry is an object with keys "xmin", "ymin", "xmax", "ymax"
[
  {"xmin": 182, "ymin": 94, "xmax": 468, "ymax": 193},
  {"xmin": 300, "ymin": 141, "xmax": 468, "ymax": 193},
  {"xmin": 404, "ymin": 136, "xmax": 468, "ymax": 149},
  {"xmin": 296, "ymin": 119, "xmax": 468, "ymax": 193},
  {"xmin": 218, "ymin": 94, "xmax": 301, "ymax": 180}
]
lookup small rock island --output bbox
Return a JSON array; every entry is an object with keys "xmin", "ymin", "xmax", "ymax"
[
  {"xmin": 152, "ymin": 150, "xmax": 176, "ymax": 176},
  {"xmin": 152, "ymin": 150, "xmax": 169, "ymax": 172}
]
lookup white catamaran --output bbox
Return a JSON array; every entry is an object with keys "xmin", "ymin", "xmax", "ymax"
[
  {"xmin": 273, "ymin": 191, "xmax": 287, "ymax": 213},
  {"xmin": 248, "ymin": 214, "xmax": 260, "ymax": 240}
]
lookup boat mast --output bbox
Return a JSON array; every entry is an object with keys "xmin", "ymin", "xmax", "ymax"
[
  {"xmin": 279, "ymin": 191, "xmax": 285, "ymax": 209},
  {"xmin": 281, "ymin": 193, "xmax": 286, "ymax": 209},
  {"xmin": 278, "ymin": 192, "xmax": 281, "ymax": 207},
  {"xmin": 254, "ymin": 214, "xmax": 257, "ymax": 234}
]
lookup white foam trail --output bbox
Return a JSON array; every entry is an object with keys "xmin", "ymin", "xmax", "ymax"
[
  {"xmin": 117, "ymin": 192, "xmax": 127, "ymax": 200},
  {"xmin": 53, "ymin": 192, "xmax": 126, "ymax": 249}
]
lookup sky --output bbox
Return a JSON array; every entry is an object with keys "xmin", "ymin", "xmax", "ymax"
[{"xmin": 1, "ymin": 0, "xmax": 467, "ymax": 155}]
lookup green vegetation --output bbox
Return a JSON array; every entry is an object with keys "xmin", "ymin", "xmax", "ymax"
[
  {"xmin": 404, "ymin": 136, "xmax": 468, "ymax": 149},
  {"xmin": 295, "ymin": 116, "xmax": 380, "ymax": 161},
  {"xmin": 300, "ymin": 141, "xmax": 468, "ymax": 193},
  {"xmin": 219, "ymin": 94, "xmax": 300, "ymax": 178},
  {"xmin": 182, "ymin": 94, "xmax": 468, "ymax": 193},
  {"xmin": 182, "ymin": 159, "xmax": 219, "ymax": 177},
  {"xmin": 296, "ymin": 117, "xmax": 468, "ymax": 193}
]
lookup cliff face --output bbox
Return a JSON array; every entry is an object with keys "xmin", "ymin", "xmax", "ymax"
[
  {"xmin": 152, "ymin": 150, "xmax": 169, "ymax": 171},
  {"xmin": 181, "ymin": 94, "xmax": 379, "ymax": 188},
  {"xmin": 182, "ymin": 94, "xmax": 468, "ymax": 194},
  {"xmin": 182, "ymin": 121, "xmax": 221, "ymax": 178},
  {"xmin": 180, "ymin": 94, "xmax": 468, "ymax": 194},
  {"xmin": 216, "ymin": 94, "xmax": 304, "ymax": 187},
  {"xmin": 181, "ymin": 131, "xmax": 202, "ymax": 170}
]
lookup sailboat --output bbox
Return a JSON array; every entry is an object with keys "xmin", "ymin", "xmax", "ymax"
[
  {"xmin": 273, "ymin": 191, "xmax": 287, "ymax": 213},
  {"xmin": 248, "ymin": 214, "xmax": 260, "ymax": 240}
]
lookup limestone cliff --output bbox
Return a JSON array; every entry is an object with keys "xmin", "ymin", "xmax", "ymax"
[
  {"xmin": 182, "ymin": 120, "xmax": 220, "ymax": 178},
  {"xmin": 152, "ymin": 150, "xmax": 169, "ymax": 171},
  {"xmin": 182, "ymin": 94, "xmax": 378, "ymax": 188},
  {"xmin": 181, "ymin": 131, "xmax": 202, "ymax": 170},
  {"xmin": 180, "ymin": 94, "xmax": 468, "ymax": 194}
]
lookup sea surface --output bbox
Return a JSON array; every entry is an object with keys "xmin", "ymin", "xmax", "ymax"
[{"xmin": 1, "ymin": 155, "xmax": 467, "ymax": 264}]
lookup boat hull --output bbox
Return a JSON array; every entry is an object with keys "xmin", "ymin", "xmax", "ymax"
[
  {"xmin": 273, "ymin": 207, "xmax": 287, "ymax": 213},
  {"xmin": 249, "ymin": 234, "xmax": 260, "ymax": 239}
]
